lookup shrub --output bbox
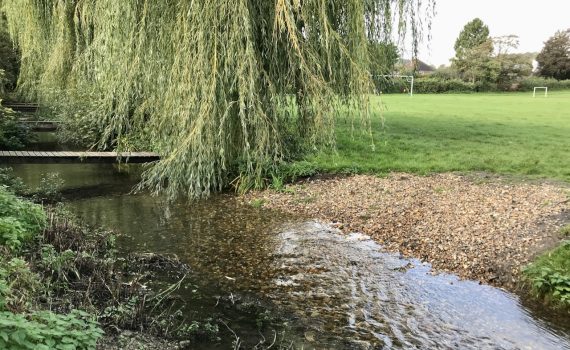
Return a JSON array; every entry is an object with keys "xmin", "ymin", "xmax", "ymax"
[
  {"xmin": 0, "ymin": 187, "xmax": 46, "ymax": 251},
  {"xmin": 278, "ymin": 161, "xmax": 318, "ymax": 182},
  {"xmin": 373, "ymin": 76, "xmax": 414, "ymax": 94},
  {"xmin": 0, "ymin": 218, "xmax": 29, "ymax": 252},
  {"xmin": 0, "ymin": 258, "xmax": 40, "ymax": 313},
  {"xmin": 0, "ymin": 168, "xmax": 29, "ymax": 196},
  {"xmin": 34, "ymin": 173, "xmax": 65, "ymax": 203},
  {"xmin": 523, "ymin": 241, "xmax": 570, "ymax": 306},
  {"xmin": 378, "ymin": 75, "xmax": 570, "ymax": 94},
  {"xmin": 0, "ymin": 169, "xmax": 65, "ymax": 203},
  {"xmin": 519, "ymin": 77, "xmax": 570, "ymax": 91},
  {"xmin": 414, "ymin": 78, "xmax": 477, "ymax": 93},
  {"xmin": 0, "ymin": 103, "xmax": 33, "ymax": 151},
  {"xmin": 0, "ymin": 310, "xmax": 103, "ymax": 350}
]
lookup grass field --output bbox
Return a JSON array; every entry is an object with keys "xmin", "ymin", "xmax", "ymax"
[{"xmin": 306, "ymin": 91, "xmax": 570, "ymax": 182}]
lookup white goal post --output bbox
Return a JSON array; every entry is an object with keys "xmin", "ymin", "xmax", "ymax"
[
  {"xmin": 533, "ymin": 87, "xmax": 548, "ymax": 97},
  {"xmin": 372, "ymin": 75, "xmax": 415, "ymax": 97}
]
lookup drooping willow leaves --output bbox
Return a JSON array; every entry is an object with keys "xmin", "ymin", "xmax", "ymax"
[{"xmin": 1, "ymin": 0, "xmax": 434, "ymax": 199}]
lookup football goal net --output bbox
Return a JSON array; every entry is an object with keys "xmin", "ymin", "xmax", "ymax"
[
  {"xmin": 372, "ymin": 75, "xmax": 414, "ymax": 97},
  {"xmin": 533, "ymin": 86, "xmax": 548, "ymax": 97}
]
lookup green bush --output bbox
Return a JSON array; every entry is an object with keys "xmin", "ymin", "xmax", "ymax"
[
  {"xmin": 0, "ymin": 187, "xmax": 46, "ymax": 251},
  {"xmin": 524, "ymin": 241, "xmax": 570, "ymax": 306},
  {"xmin": 0, "ymin": 258, "xmax": 40, "ymax": 313},
  {"xmin": 414, "ymin": 78, "xmax": 477, "ymax": 93},
  {"xmin": 0, "ymin": 218, "xmax": 29, "ymax": 252},
  {"xmin": 278, "ymin": 161, "xmax": 318, "ymax": 182},
  {"xmin": 377, "ymin": 76, "xmax": 570, "ymax": 94},
  {"xmin": 0, "ymin": 310, "xmax": 103, "ymax": 350},
  {"xmin": 0, "ymin": 103, "xmax": 33, "ymax": 150},
  {"xmin": 0, "ymin": 168, "xmax": 29, "ymax": 196},
  {"xmin": 373, "ymin": 76, "xmax": 414, "ymax": 94},
  {"xmin": 34, "ymin": 173, "xmax": 65, "ymax": 203},
  {"xmin": 519, "ymin": 77, "xmax": 570, "ymax": 91},
  {"xmin": 0, "ymin": 169, "xmax": 65, "ymax": 203}
]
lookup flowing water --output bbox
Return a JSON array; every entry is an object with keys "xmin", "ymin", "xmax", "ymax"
[{"xmin": 6, "ymin": 143, "xmax": 570, "ymax": 349}]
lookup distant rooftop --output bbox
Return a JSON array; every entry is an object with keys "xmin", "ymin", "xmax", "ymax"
[{"xmin": 401, "ymin": 59, "xmax": 436, "ymax": 73}]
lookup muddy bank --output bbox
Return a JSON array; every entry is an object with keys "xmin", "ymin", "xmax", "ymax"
[
  {"xmin": 0, "ymin": 194, "xmax": 220, "ymax": 349},
  {"xmin": 246, "ymin": 173, "xmax": 570, "ymax": 286}
]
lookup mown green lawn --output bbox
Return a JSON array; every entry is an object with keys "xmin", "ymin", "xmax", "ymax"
[{"xmin": 307, "ymin": 91, "xmax": 570, "ymax": 182}]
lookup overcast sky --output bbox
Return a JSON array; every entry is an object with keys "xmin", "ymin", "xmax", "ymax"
[{"xmin": 417, "ymin": 0, "xmax": 570, "ymax": 66}]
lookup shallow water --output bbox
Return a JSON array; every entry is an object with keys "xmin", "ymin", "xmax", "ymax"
[{"xmin": 7, "ymin": 162, "xmax": 570, "ymax": 349}]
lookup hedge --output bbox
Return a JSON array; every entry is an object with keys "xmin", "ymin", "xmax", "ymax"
[{"xmin": 375, "ymin": 76, "xmax": 570, "ymax": 94}]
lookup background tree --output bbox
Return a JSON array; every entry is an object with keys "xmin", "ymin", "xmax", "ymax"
[
  {"xmin": 369, "ymin": 41, "xmax": 399, "ymax": 75},
  {"xmin": 452, "ymin": 18, "xmax": 495, "ymax": 84},
  {"xmin": 492, "ymin": 36, "xmax": 533, "ymax": 89},
  {"xmin": 454, "ymin": 18, "xmax": 490, "ymax": 58},
  {"xmin": 495, "ymin": 53, "xmax": 533, "ymax": 89},
  {"xmin": 368, "ymin": 41, "xmax": 400, "ymax": 92},
  {"xmin": 1, "ymin": 0, "xmax": 434, "ymax": 199},
  {"xmin": 536, "ymin": 30, "xmax": 570, "ymax": 80},
  {"xmin": 453, "ymin": 39, "xmax": 497, "ymax": 84},
  {"xmin": 431, "ymin": 65, "xmax": 460, "ymax": 80}
]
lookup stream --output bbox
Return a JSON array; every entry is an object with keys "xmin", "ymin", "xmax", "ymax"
[{"xmin": 5, "ymin": 142, "xmax": 570, "ymax": 349}]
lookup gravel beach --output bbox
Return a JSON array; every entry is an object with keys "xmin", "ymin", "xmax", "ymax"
[{"xmin": 246, "ymin": 173, "xmax": 570, "ymax": 287}]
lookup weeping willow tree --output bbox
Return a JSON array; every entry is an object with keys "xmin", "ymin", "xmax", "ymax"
[{"xmin": 1, "ymin": 0, "xmax": 434, "ymax": 198}]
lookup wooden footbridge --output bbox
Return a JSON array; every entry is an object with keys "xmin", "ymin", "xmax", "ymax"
[
  {"xmin": 0, "ymin": 151, "xmax": 160, "ymax": 164},
  {"xmin": 1, "ymin": 102, "xmax": 159, "ymax": 164},
  {"xmin": 20, "ymin": 120, "xmax": 60, "ymax": 132}
]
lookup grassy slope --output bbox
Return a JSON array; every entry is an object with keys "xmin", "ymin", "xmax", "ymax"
[{"xmin": 308, "ymin": 91, "xmax": 570, "ymax": 182}]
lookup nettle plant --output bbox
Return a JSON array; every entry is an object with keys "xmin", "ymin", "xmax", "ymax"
[
  {"xmin": 0, "ymin": 187, "xmax": 104, "ymax": 349},
  {"xmin": 524, "ymin": 241, "xmax": 570, "ymax": 306},
  {"xmin": 0, "ymin": 187, "xmax": 46, "ymax": 251},
  {"xmin": 0, "ymin": 310, "xmax": 103, "ymax": 350}
]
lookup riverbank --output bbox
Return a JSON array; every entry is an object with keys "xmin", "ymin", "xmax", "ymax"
[
  {"xmin": 0, "ymin": 185, "xmax": 218, "ymax": 349},
  {"xmin": 246, "ymin": 173, "xmax": 570, "ymax": 289},
  {"xmin": 4, "ymin": 165, "xmax": 570, "ymax": 348}
]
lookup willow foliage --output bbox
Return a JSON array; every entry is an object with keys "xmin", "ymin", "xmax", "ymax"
[{"xmin": 1, "ymin": 0, "xmax": 433, "ymax": 199}]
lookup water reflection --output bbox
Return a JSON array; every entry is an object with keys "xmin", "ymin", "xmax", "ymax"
[{"xmin": 69, "ymin": 193, "xmax": 299, "ymax": 293}]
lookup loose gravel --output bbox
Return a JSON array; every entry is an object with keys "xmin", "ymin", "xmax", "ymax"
[{"xmin": 246, "ymin": 173, "xmax": 570, "ymax": 287}]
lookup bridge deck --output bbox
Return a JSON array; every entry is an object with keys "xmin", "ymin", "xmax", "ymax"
[
  {"xmin": 0, "ymin": 151, "xmax": 159, "ymax": 164},
  {"xmin": 19, "ymin": 120, "xmax": 60, "ymax": 132}
]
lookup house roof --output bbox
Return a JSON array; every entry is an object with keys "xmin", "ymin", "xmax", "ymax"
[{"xmin": 401, "ymin": 59, "xmax": 435, "ymax": 72}]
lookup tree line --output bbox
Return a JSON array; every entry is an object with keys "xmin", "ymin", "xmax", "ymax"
[
  {"xmin": 376, "ymin": 18, "xmax": 570, "ymax": 93},
  {"xmin": 433, "ymin": 18, "xmax": 570, "ymax": 91}
]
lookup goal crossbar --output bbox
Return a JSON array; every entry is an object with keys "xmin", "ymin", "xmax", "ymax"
[{"xmin": 533, "ymin": 87, "xmax": 548, "ymax": 98}]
